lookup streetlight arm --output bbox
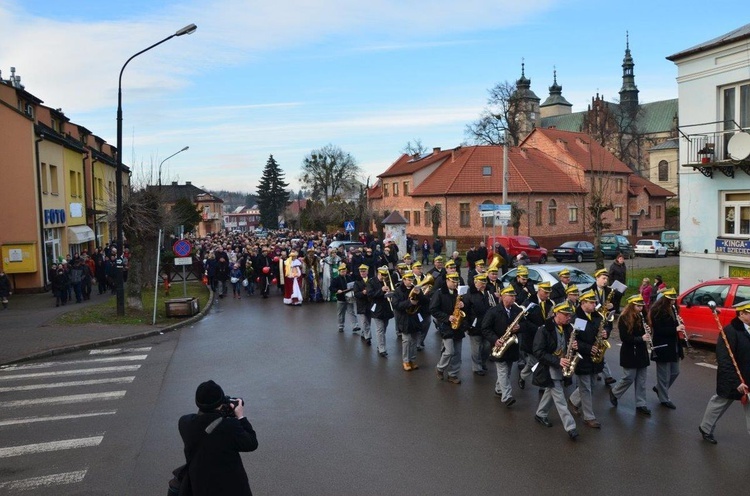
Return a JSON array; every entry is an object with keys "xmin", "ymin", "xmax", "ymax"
[{"xmin": 158, "ymin": 146, "xmax": 190, "ymax": 187}]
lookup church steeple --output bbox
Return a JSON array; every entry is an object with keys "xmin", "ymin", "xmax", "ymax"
[
  {"xmin": 619, "ymin": 31, "xmax": 639, "ymax": 116},
  {"xmin": 540, "ymin": 68, "xmax": 573, "ymax": 118},
  {"xmin": 513, "ymin": 60, "xmax": 540, "ymax": 139}
]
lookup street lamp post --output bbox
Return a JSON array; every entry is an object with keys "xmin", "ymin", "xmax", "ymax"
[
  {"xmin": 158, "ymin": 146, "xmax": 190, "ymax": 188},
  {"xmin": 115, "ymin": 23, "xmax": 196, "ymax": 316}
]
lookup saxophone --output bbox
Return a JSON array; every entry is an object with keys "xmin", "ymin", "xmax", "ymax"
[
  {"xmin": 562, "ymin": 328, "xmax": 583, "ymax": 378},
  {"xmin": 491, "ymin": 303, "xmax": 533, "ymax": 358},
  {"xmin": 591, "ymin": 312, "xmax": 611, "ymax": 364},
  {"xmin": 450, "ymin": 293, "xmax": 466, "ymax": 330}
]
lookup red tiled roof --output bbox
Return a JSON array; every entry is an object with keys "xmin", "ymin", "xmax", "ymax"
[
  {"xmin": 409, "ymin": 145, "xmax": 586, "ymax": 196},
  {"xmin": 522, "ymin": 128, "xmax": 633, "ymax": 175},
  {"xmin": 378, "ymin": 149, "xmax": 454, "ymax": 178},
  {"xmin": 285, "ymin": 199, "xmax": 308, "ymax": 215},
  {"xmin": 368, "ymin": 183, "xmax": 382, "ymax": 199},
  {"xmin": 627, "ymin": 175, "xmax": 674, "ymax": 198}
]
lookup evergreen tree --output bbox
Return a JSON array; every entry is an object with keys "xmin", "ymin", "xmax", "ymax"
[{"xmin": 257, "ymin": 155, "xmax": 289, "ymax": 228}]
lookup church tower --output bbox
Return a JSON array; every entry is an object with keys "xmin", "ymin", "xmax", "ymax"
[
  {"xmin": 513, "ymin": 61, "xmax": 540, "ymax": 140},
  {"xmin": 619, "ymin": 32, "xmax": 640, "ymax": 117},
  {"xmin": 540, "ymin": 69, "xmax": 573, "ymax": 118}
]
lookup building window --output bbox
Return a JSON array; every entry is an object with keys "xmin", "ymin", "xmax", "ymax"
[
  {"xmin": 722, "ymin": 83, "xmax": 750, "ymax": 155},
  {"xmin": 403, "ymin": 210, "xmax": 410, "ymax": 225},
  {"xmin": 615, "ymin": 206, "xmax": 623, "ymax": 221},
  {"xmin": 482, "ymin": 166, "xmax": 492, "ymax": 176},
  {"xmin": 41, "ymin": 162, "xmax": 48, "ymax": 194},
  {"xmin": 722, "ymin": 191, "xmax": 750, "ymax": 236},
  {"xmin": 646, "ymin": 206, "xmax": 651, "ymax": 219},
  {"xmin": 383, "ymin": 183, "xmax": 389, "ymax": 197},
  {"xmin": 414, "ymin": 210, "xmax": 421, "ymax": 226},
  {"xmin": 658, "ymin": 160, "xmax": 669, "ymax": 182},
  {"xmin": 535, "ymin": 200, "xmax": 542, "ymax": 226},
  {"xmin": 656, "ymin": 205, "xmax": 662, "ymax": 219},
  {"xmin": 69, "ymin": 171, "xmax": 77, "ymax": 197},
  {"xmin": 568, "ymin": 205, "xmax": 578, "ymax": 223},
  {"xmin": 459, "ymin": 203, "xmax": 470, "ymax": 227},
  {"xmin": 615, "ymin": 178, "xmax": 623, "ymax": 193},
  {"xmin": 424, "ymin": 202, "xmax": 431, "ymax": 227},
  {"xmin": 548, "ymin": 199, "xmax": 557, "ymax": 225},
  {"xmin": 481, "ymin": 200, "xmax": 495, "ymax": 227},
  {"xmin": 393, "ymin": 182, "xmax": 399, "ymax": 197},
  {"xmin": 50, "ymin": 165, "xmax": 59, "ymax": 195},
  {"xmin": 403, "ymin": 181, "xmax": 409, "ymax": 196}
]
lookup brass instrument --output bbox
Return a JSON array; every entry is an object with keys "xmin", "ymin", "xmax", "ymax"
[
  {"xmin": 591, "ymin": 312, "xmax": 611, "ymax": 364},
  {"xmin": 597, "ymin": 289, "xmax": 616, "ymax": 322},
  {"xmin": 381, "ymin": 266, "xmax": 395, "ymax": 311},
  {"xmin": 672, "ymin": 304, "xmax": 691, "ymax": 349},
  {"xmin": 562, "ymin": 328, "xmax": 582, "ymax": 378},
  {"xmin": 406, "ymin": 274, "xmax": 433, "ymax": 315},
  {"xmin": 487, "ymin": 253, "xmax": 502, "ymax": 273},
  {"xmin": 450, "ymin": 292, "xmax": 466, "ymax": 330},
  {"xmin": 491, "ymin": 303, "xmax": 534, "ymax": 359}
]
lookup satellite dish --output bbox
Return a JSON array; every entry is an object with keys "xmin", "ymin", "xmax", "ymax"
[{"xmin": 727, "ymin": 131, "xmax": 750, "ymax": 160}]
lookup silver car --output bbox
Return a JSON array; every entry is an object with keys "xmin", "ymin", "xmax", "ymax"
[{"xmin": 498, "ymin": 264, "xmax": 596, "ymax": 293}]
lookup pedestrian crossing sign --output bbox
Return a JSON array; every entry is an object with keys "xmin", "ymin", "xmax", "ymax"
[{"xmin": 344, "ymin": 221, "xmax": 355, "ymax": 232}]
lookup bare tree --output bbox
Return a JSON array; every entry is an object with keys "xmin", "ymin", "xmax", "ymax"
[
  {"xmin": 465, "ymin": 81, "xmax": 523, "ymax": 146},
  {"xmin": 509, "ymin": 202, "xmax": 526, "ymax": 235},
  {"xmin": 430, "ymin": 203, "xmax": 442, "ymax": 240},
  {"xmin": 300, "ymin": 144, "xmax": 361, "ymax": 205},
  {"xmin": 401, "ymin": 139, "xmax": 428, "ymax": 156}
]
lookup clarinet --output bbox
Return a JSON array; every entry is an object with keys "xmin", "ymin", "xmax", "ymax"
[{"xmin": 672, "ymin": 304, "xmax": 691, "ymax": 349}]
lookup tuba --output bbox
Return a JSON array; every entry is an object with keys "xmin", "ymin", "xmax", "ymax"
[
  {"xmin": 491, "ymin": 303, "xmax": 534, "ymax": 358},
  {"xmin": 562, "ymin": 327, "xmax": 583, "ymax": 378}
]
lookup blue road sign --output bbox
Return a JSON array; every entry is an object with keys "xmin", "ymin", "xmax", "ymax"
[
  {"xmin": 173, "ymin": 239, "xmax": 192, "ymax": 257},
  {"xmin": 344, "ymin": 221, "xmax": 355, "ymax": 232}
]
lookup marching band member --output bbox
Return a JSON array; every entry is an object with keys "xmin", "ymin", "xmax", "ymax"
[
  {"xmin": 429, "ymin": 256, "xmax": 446, "ymax": 280},
  {"xmin": 550, "ymin": 268, "xmax": 572, "ymax": 304},
  {"xmin": 482, "ymin": 286, "xmax": 523, "ymax": 407},
  {"xmin": 393, "ymin": 271, "xmax": 429, "ymax": 371},
  {"xmin": 466, "ymin": 274, "xmax": 494, "ymax": 376},
  {"xmin": 430, "ymin": 272, "xmax": 465, "ymax": 384},
  {"xmin": 568, "ymin": 290, "xmax": 606, "ymax": 429},
  {"xmin": 608, "ymin": 295, "xmax": 652, "ymax": 416},
  {"xmin": 592, "ymin": 268, "xmax": 616, "ymax": 386},
  {"xmin": 698, "ymin": 301, "xmax": 750, "ymax": 444},
  {"xmin": 353, "ymin": 264, "xmax": 372, "ymax": 345},
  {"xmin": 649, "ymin": 288, "xmax": 684, "ymax": 409},
  {"xmin": 412, "ymin": 262, "xmax": 433, "ymax": 350},
  {"xmin": 565, "ymin": 285, "xmax": 580, "ymax": 309},
  {"xmin": 367, "ymin": 267, "xmax": 395, "ymax": 358},
  {"xmin": 330, "ymin": 263, "xmax": 355, "ymax": 333},
  {"xmin": 532, "ymin": 303, "xmax": 579, "ymax": 441},
  {"xmin": 485, "ymin": 264, "xmax": 501, "ymax": 297},
  {"xmin": 519, "ymin": 282, "xmax": 554, "ymax": 390},
  {"xmin": 510, "ymin": 265, "xmax": 535, "ymax": 306}
]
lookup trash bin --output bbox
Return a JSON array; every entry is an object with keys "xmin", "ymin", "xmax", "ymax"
[{"xmin": 165, "ymin": 297, "xmax": 200, "ymax": 317}]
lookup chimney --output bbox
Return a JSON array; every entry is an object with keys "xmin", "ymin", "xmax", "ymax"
[
  {"xmin": 433, "ymin": 147, "xmax": 441, "ymax": 154},
  {"xmin": 185, "ymin": 181, "xmax": 192, "ymax": 186},
  {"xmin": 171, "ymin": 181, "xmax": 178, "ymax": 186}
]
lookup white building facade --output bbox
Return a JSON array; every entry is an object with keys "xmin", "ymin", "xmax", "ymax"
[{"xmin": 668, "ymin": 24, "xmax": 750, "ymax": 291}]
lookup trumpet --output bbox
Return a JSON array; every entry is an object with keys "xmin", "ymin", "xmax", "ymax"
[{"xmin": 672, "ymin": 304, "xmax": 691, "ymax": 349}]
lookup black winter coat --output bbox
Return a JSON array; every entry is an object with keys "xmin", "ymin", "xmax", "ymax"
[
  {"xmin": 617, "ymin": 313, "xmax": 650, "ymax": 369},
  {"xmin": 572, "ymin": 307, "xmax": 604, "ymax": 375},
  {"xmin": 549, "ymin": 281, "xmax": 568, "ymax": 305},
  {"xmin": 329, "ymin": 274, "xmax": 353, "ymax": 302},
  {"xmin": 178, "ymin": 412, "xmax": 258, "ymax": 496},
  {"xmin": 649, "ymin": 304, "xmax": 684, "ymax": 362},
  {"xmin": 510, "ymin": 278, "xmax": 535, "ymax": 306},
  {"xmin": 366, "ymin": 276, "xmax": 394, "ymax": 321},
  {"xmin": 465, "ymin": 289, "xmax": 493, "ymax": 337},
  {"xmin": 532, "ymin": 319, "xmax": 574, "ymax": 388},
  {"xmin": 521, "ymin": 295, "xmax": 553, "ymax": 353},
  {"xmin": 429, "ymin": 286, "xmax": 465, "ymax": 340},
  {"xmin": 481, "ymin": 303, "xmax": 522, "ymax": 363},
  {"xmin": 715, "ymin": 318, "xmax": 750, "ymax": 400},
  {"xmin": 393, "ymin": 283, "xmax": 428, "ymax": 335},
  {"xmin": 353, "ymin": 277, "xmax": 371, "ymax": 315}
]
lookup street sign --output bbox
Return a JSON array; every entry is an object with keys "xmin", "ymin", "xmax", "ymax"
[
  {"xmin": 478, "ymin": 204, "xmax": 510, "ymax": 212},
  {"xmin": 479, "ymin": 211, "xmax": 496, "ymax": 218},
  {"xmin": 174, "ymin": 257, "xmax": 193, "ymax": 266},
  {"xmin": 344, "ymin": 220, "xmax": 355, "ymax": 232},
  {"xmin": 173, "ymin": 239, "xmax": 191, "ymax": 257}
]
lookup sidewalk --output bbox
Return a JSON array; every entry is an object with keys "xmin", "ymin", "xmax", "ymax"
[{"xmin": 0, "ymin": 289, "xmax": 212, "ymax": 366}]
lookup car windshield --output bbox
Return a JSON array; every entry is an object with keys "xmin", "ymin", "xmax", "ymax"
[
  {"xmin": 559, "ymin": 241, "xmax": 578, "ymax": 248},
  {"xmin": 601, "ymin": 235, "xmax": 615, "ymax": 244},
  {"xmin": 662, "ymin": 232, "xmax": 679, "ymax": 241},
  {"xmin": 636, "ymin": 241, "xmax": 652, "ymax": 246},
  {"xmin": 549, "ymin": 268, "xmax": 594, "ymax": 286}
]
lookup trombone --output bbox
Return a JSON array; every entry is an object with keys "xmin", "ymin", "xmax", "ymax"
[{"xmin": 381, "ymin": 266, "xmax": 395, "ymax": 311}]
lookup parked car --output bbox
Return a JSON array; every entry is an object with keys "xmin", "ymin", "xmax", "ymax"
[
  {"xmin": 487, "ymin": 235, "xmax": 548, "ymax": 264},
  {"xmin": 498, "ymin": 264, "xmax": 596, "ymax": 294},
  {"xmin": 634, "ymin": 239, "xmax": 668, "ymax": 257},
  {"xmin": 660, "ymin": 230, "xmax": 680, "ymax": 255},
  {"xmin": 328, "ymin": 240, "xmax": 365, "ymax": 253},
  {"xmin": 676, "ymin": 277, "xmax": 750, "ymax": 345},
  {"xmin": 552, "ymin": 241, "xmax": 595, "ymax": 263},
  {"xmin": 600, "ymin": 234, "xmax": 634, "ymax": 259}
]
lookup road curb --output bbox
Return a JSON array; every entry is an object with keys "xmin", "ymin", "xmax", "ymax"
[{"xmin": 0, "ymin": 287, "xmax": 215, "ymax": 366}]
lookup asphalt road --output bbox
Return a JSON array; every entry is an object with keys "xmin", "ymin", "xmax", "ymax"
[{"xmin": 2, "ymin": 274, "xmax": 748, "ymax": 495}]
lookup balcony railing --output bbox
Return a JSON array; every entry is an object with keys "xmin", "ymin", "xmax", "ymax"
[{"xmin": 680, "ymin": 121, "xmax": 750, "ymax": 178}]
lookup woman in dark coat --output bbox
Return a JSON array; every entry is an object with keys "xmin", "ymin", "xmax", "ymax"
[
  {"xmin": 608, "ymin": 295, "xmax": 652, "ymax": 416},
  {"xmin": 52, "ymin": 268, "xmax": 69, "ymax": 307},
  {"xmin": 649, "ymin": 288, "xmax": 684, "ymax": 409},
  {"xmin": 179, "ymin": 380, "xmax": 258, "ymax": 496}
]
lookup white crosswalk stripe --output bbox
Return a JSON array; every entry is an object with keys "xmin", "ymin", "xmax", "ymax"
[{"xmin": 0, "ymin": 345, "xmax": 154, "ymax": 492}]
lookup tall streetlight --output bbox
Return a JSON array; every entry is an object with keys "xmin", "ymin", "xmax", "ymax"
[
  {"xmin": 158, "ymin": 146, "xmax": 190, "ymax": 187},
  {"xmin": 115, "ymin": 23, "xmax": 197, "ymax": 316}
]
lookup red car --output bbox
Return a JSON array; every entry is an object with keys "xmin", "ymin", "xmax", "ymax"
[{"xmin": 676, "ymin": 278, "xmax": 750, "ymax": 345}]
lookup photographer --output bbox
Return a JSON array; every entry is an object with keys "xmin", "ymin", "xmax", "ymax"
[{"xmin": 178, "ymin": 380, "xmax": 258, "ymax": 495}]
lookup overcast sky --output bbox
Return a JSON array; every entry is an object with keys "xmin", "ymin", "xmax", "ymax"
[{"xmin": 0, "ymin": 1, "xmax": 741, "ymax": 192}]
